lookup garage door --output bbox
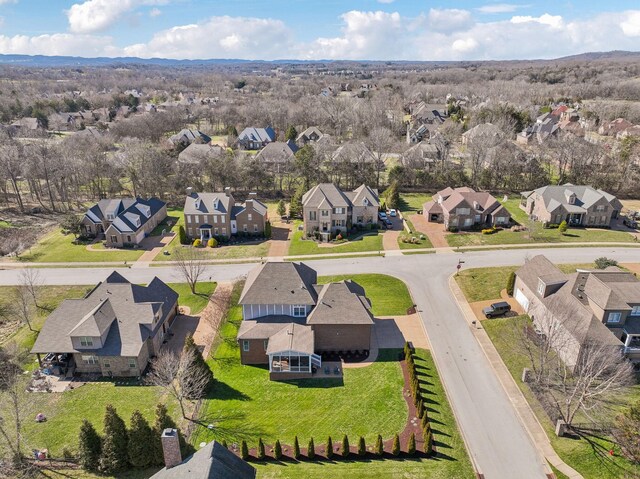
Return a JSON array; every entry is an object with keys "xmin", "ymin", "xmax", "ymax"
[{"xmin": 515, "ymin": 288, "xmax": 530, "ymax": 312}]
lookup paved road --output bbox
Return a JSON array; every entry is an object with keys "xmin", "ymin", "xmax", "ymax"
[{"xmin": 3, "ymin": 246, "xmax": 638, "ymax": 478}]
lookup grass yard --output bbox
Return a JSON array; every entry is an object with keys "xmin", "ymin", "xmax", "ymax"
[
  {"xmin": 398, "ymin": 232, "xmax": 433, "ymax": 250},
  {"xmin": 483, "ymin": 316, "xmax": 640, "ymax": 479},
  {"xmin": 502, "ymin": 197, "xmax": 530, "ymax": 225},
  {"xmin": 317, "ymin": 273, "xmax": 413, "ymax": 316},
  {"xmin": 287, "ymin": 222, "xmax": 383, "ymax": 256},
  {"xmin": 160, "ymin": 241, "xmax": 270, "ymax": 261},
  {"xmin": 36, "ymin": 468, "xmax": 157, "ymax": 479},
  {"xmin": 398, "ymin": 193, "xmax": 433, "ymax": 214},
  {"xmin": 168, "ymin": 281, "xmax": 216, "ymax": 315},
  {"xmin": 19, "ymin": 230, "xmax": 145, "ymax": 263}
]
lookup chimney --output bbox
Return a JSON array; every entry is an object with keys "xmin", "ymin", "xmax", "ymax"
[
  {"xmin": 161, "ymin": 428, "xmax": 182, "ymax": 469},
  {"xmin": 224, "ymin": 187, "xmax": 231, "ymax": 197},
  {"xmin": 248, "ymin": 192, "xmax": 257, "ymax": 200},
  {"xmin": 186, "ymin": 187, "xmax": 194, "ymax": 197}
]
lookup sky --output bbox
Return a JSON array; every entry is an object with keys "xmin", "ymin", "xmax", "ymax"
[{"xmin": 0, "ymin": 1, "xmax": 638, "ymax": 60}]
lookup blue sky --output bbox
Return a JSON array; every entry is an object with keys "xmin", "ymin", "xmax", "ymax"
[{"xmin": 0, "ymin": 1, "xmax": 638, "ymax": 60}]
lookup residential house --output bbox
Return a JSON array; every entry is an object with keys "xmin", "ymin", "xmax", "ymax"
[
  {"xmin": 237, "ymin": 126, "xmax": 276, "ymax": 150},
  {"xmin": 598, "ymin": 118, "xmax": 633, "ymax": 137},
  {"xmin": 406, "ymin": 124, "xmax": 431, "ymax": 144},
  {"xmin": 152, "ymin": 430, "xmax": 255, "ymax": 479},
  {"xmin": 10, "ymin": 117, "xmax": 46, "ymax": 133},
  {"xmin": 296, "ymin": 126, "xmax": 324, "ymax": 145},
  {"xmin": 31, "ymin": 272, "xmax": 179, "ymax": 377},
  {"xmin": 513, "ymin": 255, "xmax": 640, "ymax": 370},
  {"xmin": 617, "ymin": 125, "xmax": 640, "ymax": 140},
  {"xmin": 410, "ymin": 102, "xmax": 447, "ymax": 125},
  {"xmin": 402, "ymin": 141, "xmax": 440, "ymax": 170},
  {"xmin": 169, "ymin": 129, "xmax": 212, "ymax": 148},
  {"xmin": 517, "ymin": 112, "xmax": 561, "ymax": 145},
  {"xmin": 183, "ymin": 188, "xmax": 268, "ymax": 241},
  {"xmin": 520, "ymin": 184, "xmax": 621, "ymax": 227},
  {"xmin": 254, "ymin": 140, "xmax": 299, "ymax": 169},
  {"xmin": 330, "ymin": 142, "xmax": 377, "ymax": 166},
  {"xmin": 462, "ymin": 123, "xmax": 502, "ymax": 146},
  {"xmin": 82, "ymin": 198, "xmax": 167, "ymax": 248},
  {"xmin": 422, "ymin": 187, "xmax": 511, "ymax": 230},
  {"xmin": 177, "ymin": 143, "xmax": 225, "ymax": 166},
  {"xmin": 301, "ymin": 183, "xmax": 379, "ymax": 238},
  {"xmin": 237, "ymin": 262, "xmax": 374, "ymax": 380}
]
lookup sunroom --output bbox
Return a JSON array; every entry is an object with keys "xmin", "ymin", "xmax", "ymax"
[{"xmin": 265, "ymin": 323, "xmax": 321, "ymax": 379}]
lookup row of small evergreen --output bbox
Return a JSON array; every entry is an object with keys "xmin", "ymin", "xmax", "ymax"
[
  {"xmin": 77, "ymin": 403, "xmax": 188, "ymax": 474},
  {"xmin": 405, "ymin": 342, "xmax": 435, "ymax": 454},
  {"xmin": 237, "ymin": 432, "xmax": 420, "ymax": 461}
]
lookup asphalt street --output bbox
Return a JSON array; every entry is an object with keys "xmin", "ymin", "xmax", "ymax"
[{"xmin": 3, "ymin": 246, "xmax": 638, "ymax": 478}]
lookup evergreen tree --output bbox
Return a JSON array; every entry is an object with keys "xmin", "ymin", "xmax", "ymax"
[
  {"xmin": 558, "ymin": 220, "xmax": 568, "ymax": 234},
  {"xmin": 285, "ymin": 125, "xmax": 298, "ymax": 142},
  {"xmin": 264, "ymin": 220, "xmax": 272, "ymax": 239},
  {"xmin": 182, "ymin": 334, "xmax": 213, "ymax": 396},
  {"xmin": 374, "ymin": 434, "xmax": 384, "ymax": 456},
  {"xmin": 357, "ymin": 436, "xmax": 366, "ymax": 456},
  {"xmin": 99, "ymin": 405, "xmax": 129, "ymax": 474},
  {"xmin": 274, "ymin": 440, "xmax": 282, "ymax": 460},
  {"xmin": 384, "ymin": 181, "xmax": 400, "ymax": 210},
  {"xmin": 289, "ymin": 184, "xmax": 305, "ymax": 219},
  {"xmin": 277, "ymin": 199, "xmax": 286, "ymax": 218},
  {"xmin": 257, "ymin": 438, "xmax": 265, "ymax": 460},
  {"xmin": 506, "ymin": 271, "xmax": 516, "ymax": 296},
  {"xmin": 407, "ymin": 432, "xmax": 416, "ymax": 456},
  {"xmin": 78, "ymin": 419, "xmax": 101, "ymax": 472},
  {"xmin": 421, "ymin": 413, "xmax": 430, "ymax": 430},
  {"xmin": 391, "ymin": 433, "xmax": 400, "ymax": 456},
  {"xmin": 325, "ymin": 436, "xmax": 333, "ymax": 459},
  {"xmin": 178, "ymin": 225, "xmax": 187, "ymax": 245},
  {"xmin": 241, "ymin": 440, "xmax": 249, "ymax": 460},
  {"xmin": 128, "ymin": 410, "xmax": 154, "ymax": 468},
  {"xmin": 424, "ymin": 428, "xmax": 433, "ymax": 454},
  {"xmin": 340, "ymin": 435, "xmax": 349, "ymax": 458},
  {"xmin": 307, "ymin": 437, "xmax": 315, "ymax": 460},
  {"xmin": 293, "ymin": 436, "xmax": 300, "ymax": 460}
]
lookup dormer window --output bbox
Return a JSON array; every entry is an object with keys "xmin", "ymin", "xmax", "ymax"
[
  {"xmin": 80, "ymin": 336, "xmax": 94, "ymax": 347},
  {"xmin": 537, "ymin": 279, "xmax": 545, "ymax": 296},
  {"xmin": 631, "ymin": 306, "xmax": 640, "ymax": 316},
  {"xmin": 106, "ymin": 214, "xmax": 115, "ymax": 221},
  {"xmin": 195, "ymin": 198, "xmax": 201, "ymax": 209},
  {"xmin": 607, "ymin": 312, "xmax": 622, "ymax": 324}
]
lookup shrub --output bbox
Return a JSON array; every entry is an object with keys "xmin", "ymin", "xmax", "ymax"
[
  {"xmin": 98, "ymin": 405, "xmax": 128, "ymax": 474},
  {"xmin": 421, "ymin": 412, "xmax": 430, "ymax": 429},
  {"xmin": 558, "ymin": 220, "xmax": 568, "ymax": 234},
  {"xmin": 374, "ymin": 434, "xmax": 384, "ymax": 456},
  {"xmin": 277, "ymin": 199, "xmax": 286, "ymax": 217},
  {"xmin": 391, "ymin": 433, "xmax": 400, "ymax": 456},
  {"xmin": 293, "ymin": 436, "xmax": 300, "ymax": 459},
  {"xmin": 481, "ymin": 227, "xmax": 497, "ymax": 235},
  {"xmin": 336, "ymin": 233, "xmax": 343, "ymax": 241},
  {"xmin": 340, "ymin": 435, "xmax": 349, "ymax": 458},
  {"xmin": 178, "ymin": 225, "xmax": 187, "ymax": 245},
  {"xmin": 128, "ymin": 410, "xmax": 154, "ymax": 468},
  {"xmin": 307, "ymin": 438, "xmax": 315, "ymax": 460},
  {"xmin": 357, "ymin": 436, "xmax": 366, "ymax": 456},
  {"xmin": 424, "ymin": 428, "xmax": 434, "ymax": 455},
  {"xmin": 241, "ymin": 440, "xmax": 249, "ymax": 460},
  {"xmin": 274, "ymin": 440, "xmax": 282, "ymax": 460},
  {"xmin": 78, "ymin": 419, "xmax": 101, "ymax": 472},
  {"xmin": 207, "ymin": 238, "xmax": 217, "ymax": 248},
  {"xmin": 265, "ymin": 220, "xmax": 272, "ymax": 238},
  {"xmin": 404, "ymin": 341, "xmax": 412, "ymax": 358},
  {"xmin": 193, "ymin": 238, "xmax": 202, "ymax": 247},
  {"xmin": 506, "ymin": 271, "xmax": 516, "ymax": 296},
  {"xmin": 595, "ymin": 257, "xmax": 618, "ymax": 269},
  {"xmin": 257, "ymin": 438, "xmax": 265, "ymax": 460},
  {"xmin": 416, "ymin": 399, "xmax": 424, "ymax": 419},
  {"xmin": 325, "ymin": 436, "xmax": 334, "ymax": 459},
  {"xmin": 407, "ymin": 432, "xmax": 416, "ymax": 456}
]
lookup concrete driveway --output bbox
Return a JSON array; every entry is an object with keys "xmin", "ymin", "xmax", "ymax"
[{"xmin": 409, "ymin": 213, "xmax": 450, "ymax": 248}]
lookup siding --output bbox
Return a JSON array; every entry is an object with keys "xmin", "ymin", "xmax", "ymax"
[{"xmin": 312, "ymin": 324, "xmax": 371, "ymax": 352}]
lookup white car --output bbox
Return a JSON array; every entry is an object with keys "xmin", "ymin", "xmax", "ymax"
[{"xmin": 389, "ymin": 209, "xmax": 397, "ymax": 217}]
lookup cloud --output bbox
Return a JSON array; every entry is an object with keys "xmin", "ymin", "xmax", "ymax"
[
  {"xmin": 476, "ymin": 3, "xmax": 527, "ymax": 14},
  {"xmin": 427, "ymin": 8, "xmax": 474, "ymax": 33},
  {"xmin": 122, "ymin": 16, "xmax": 293, "ymax": 59},
  {"xmin": 0, "ymin": 33, "xmax": 115, "ymax": 56},
  {"xmin": 149, "ymin": 8, "xmax": 162, "ymax": 17},
  {"xmin": 0, "ymin": 0, "xmax": 18, "ymax": 4},
  {"xmin": 511, "ymin": 13, "xmax": 563, "ymax": 29},
  {"xmin": 66, "ymin": 0, "xmax": 167, "ymax": 33},
  {"xmin": 377, "ymin": 0, "xmax": 395, "ymax": 3},
  {"xmin": 621, "ymin": 11, "xmax": 640, "ymax": 36}
]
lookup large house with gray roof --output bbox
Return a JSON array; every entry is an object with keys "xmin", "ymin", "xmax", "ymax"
[
  {"xmin": 520, "ymin": 184, "xmax": 621, "ymax": 227},
  {"xmin": 423, "ymin": 187, "xmax": 510, "ymax": 230},
  {"xmin": 31, "ymin": 272, "xmax": 179, "ymax": 377},
  {"xmin": 237, "ymin": 126, "xmax": 276, "ymax": 150},
  {"xmin": 183, "ymin": 188, "xmax": 268, "ymax": 241},
  {"xmin": 237, "ymin": 262, "xmax": 374, "ymax": 380},
  {"xmin": 301, "ymin": 183, "xmax": 379, "ymax": 238},
  {"xmin": 514, "ymin": 255, "xmax": 640, "ymax": 370},
  {"xmin": 82, "ymin": 198, "xmax": 167, "ymax": 248}
]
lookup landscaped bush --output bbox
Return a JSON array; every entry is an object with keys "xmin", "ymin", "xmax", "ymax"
[
  {"xmin": 274, "ymin": 440, "xmax": 282, "ymax": 460},
  {"xmin": 192, "ymin": 239, "xmax": 202, "ymax": 247},
  {"xmin": 265, "ymin": 220, "xmax": 272, "ymax": 239},
  {"xmin": 357, "ymin": 436, "xmax": 366, "ymax": 456},
  {"xmin": 481, "ymin": 227, "xmax": 497, "ymax": 235},
  {"xmin": 308, "ymin": 438, "xmax": 315, "ymax": 460},
  {"xmin": 341, "ymin": 435, "xmax": 349, "ymax": 457},
  {"xmin": 293, "ymin": 436, "xmax": 300, "ymax": 459},
  {"xmin": 78, "ymin": 419, "xmax": 101, "ymax": 472},
  {"xmin": 423, "ymin": 425, "xmax": 434, "ymax": 455},
  {"xmin": 178, "ymin": 225, "xmax": 187, "ymax": 245},
  {"xmin": 375, "ymin": 434, "xmax": 384, "ymax": 456},
  {"xmin": 391, "ymin": 433, "xmax": 400, "ymax": 456},
  {"xmin": 558, "ymin": 220, "xmax": 568, "ymax": 234},
  {"xmin": 127, "ymin": 410, "xmax": 154, "ymax": 468},
  {"xmin": 207, "ymin": 238, "xmax": 217, "ymax": 248},
  {"xmin": 407, "ymin": 432, "xmax": 416, "ymax": 456},
  {"xmin": 241, "ymin": 440, "xmax": 249, "ymax": 460},
  {"xmin": 257, "ymin": 438, "xmax": 265, "ymax": 460},
  {"xmin": 99, "ymin": 405, "xmax": 129, "ymax": 474},
  {"xmin": 326, "ymin": 436, "xmax": 334, "ymax": 459},
  {"xmin": 506, "ymin": 271, "xmax": 516, "ymax": 296}
]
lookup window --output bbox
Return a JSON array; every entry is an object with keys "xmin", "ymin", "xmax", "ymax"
[
  {"xmin": 600, "ymin": 215, "xmax": 607, "ymax": 224},
  {"xmin": 126, "ymin": 235, "xmax": 132, "ymax": 243},
  {"xmin": 537, "ymin": 279, "xmax": 545, "ymax": 296},
  {"xmin": 194, "ymin": 215, "xmax": 199, "ymax": 223},
  {"xmin": 82, "ymin": 355, "xmax": 98, "ymax": 365},
  {"xmin": 187, "ymin": 215, "xmax": 192, "ymax": 223},
  {"xmin": 243, "ymin": 224, "xmax": 248, "ymax": 232},
  {"xmin": 222, "ymin": 228, "xmax": 227, "ymax": 235},
  {"xmin": 80, "ymin": 336, "xmax": 94, "ymax": 347},
  {"xmin": 248, "ymin": 214, "xmax": 252, "ymax": 221},
  {"xmin": 356, "ymin": 216, "xmax": 363, "ymax": 223},
  {"xmin": 608, "ymin": 312, "xmax": 622, "ymax": 324},
  {"xmin": 631, "ymin": 306, "xmax": 640, "ymax": 317},
  {"xmin": 214, "ymin": 227, "xmax": 219, "ymax": 235},
  {"xmin": 106, "ymin": 214, "xmax": 114, "ymax": 221},
  {"xmin": 213, "ymin": 215, "xmax": 218, "ymax": 224},
  {"xmin": 309, "ymin": 211, "xmax": 317, "ymax": 221},
  {"xmin": 334, "ymin": 207, "xmax": 344, "ymax": 214},
  {"xmin": 596, "ymin": 205, "xmax": 607, "ymax": 212},
  {"xmin": 292, "ymin": 305, "xmax": 306, "ymax": 317},
  {"xmin": 103, "ymin": 360, "xmax": 111, "ymax": 368},
  {"xmin": 555, "ymin": 214, "xmax": 563, "ymax": 223},
  {"xmin": 321, "ymin": 210, "xmax": 329, "ymax": 217},
  {"xmin": 254, "ymin": 224, "xmax": 258, "ymax": 232},
  {"xmin": 110, "ymin": 235, "xmax": 118, "ymax": 243},
  {"xmin": 456, "ymin": 207, "xmax": 470, "ymax": 215},
  {"xmin": 264, "ymin": 340, "xmax": 268, "ymax": 350},
  {"xmin": 242, "ymin": 340, "xmax": 250, "ymax": 352},
  {"xmin": 129, "ymin": 359, "xmax": 137, "ymax": 369}
]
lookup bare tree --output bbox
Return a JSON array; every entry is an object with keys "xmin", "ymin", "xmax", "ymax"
[
  {"xmin": 12, "ymin": 285, "xmax": 35, "ymax": 332},
  {"xmin": 145, "ymin": 349, "xmax": 210, "ymax": 421},
  {"xmin": 18, "ymin": 268, "xmax": 42, "ymax": 310},
  {"xmin": 173, "ymin": 248, "xmax": 206, "ymax": 294}
]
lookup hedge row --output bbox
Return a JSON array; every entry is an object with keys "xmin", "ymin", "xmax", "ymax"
[{"xmin": 404, "ymin": 342, "xmax": 434, "ymax": 455}]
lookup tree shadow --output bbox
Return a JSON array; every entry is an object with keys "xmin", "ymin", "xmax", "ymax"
[
  {"xmin": 283, "ymin": 378, "xmax": 344, "ymax": 389},
  {"xmin": 206, "ymin": 379, "xmax": 250, "ymax": 401}
]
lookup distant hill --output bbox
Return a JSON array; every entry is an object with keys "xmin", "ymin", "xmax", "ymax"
[{"xmin": 555, "ymin": 50, "xmax": 640, "ymax": 61}]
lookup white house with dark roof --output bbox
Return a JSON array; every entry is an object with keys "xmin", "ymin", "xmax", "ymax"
[
  {"xmin": 81, "ymin": 198, "xmax": 167, "ymax": 248},
  {"xmin": 31, "ymin": 272, "xmax": 179, "ymax": 377}
]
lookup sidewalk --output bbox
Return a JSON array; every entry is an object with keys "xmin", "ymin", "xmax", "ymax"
[{"xmin": 449, "ymin": 276, "xmax": 584, "ymax": 479}]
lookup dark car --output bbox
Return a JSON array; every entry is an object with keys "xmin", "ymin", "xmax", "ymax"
[
  {"xmin": 482, "ymin": 301, "xmax": 512, "ymax": 318},
  {"xmin": 623, "ymin": 217, "xmax": 638, "ymax": 229},
  {"xmin": 384, "ymin": 218, "xmax": 393, "ymax": 227}
]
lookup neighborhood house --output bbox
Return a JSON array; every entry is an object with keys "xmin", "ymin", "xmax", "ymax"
[
  {"xmin": 422, "ymin": 187, "xmax": 510, "ymax": 230},
  {"xmin": 237, "ymin": 262, "xmax": 374, "ymax": 380},
  {"xmin": 237, "ymin": 126, "xmax": 276, "ymax": 150},
  {"xmin": 184, "ymin": 188, "xmax": 268, "ymax": 241},
  {"xmin": 514, "ymin": 255, "xmax": 640, "ymax": 370},
  {"xmin": 82, "ymin": 198, "xmax": 168, "ymax": 248},
  {"xmin": 31, "ymin": 272, "xmax": 179, "ymax": 377}
]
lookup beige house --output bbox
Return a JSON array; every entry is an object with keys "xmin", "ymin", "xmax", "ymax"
[
  {"xmin": 82, "ymin": 198, "xmax": 167, "ymax": 248},
  {"xmin": 31, "ymin": 272, "xmax": 179, "ymax": 378},
  {"xmin": 422, "ymin": 187, "xmax": 510, "ymax": 230},
  {"xmin": 520, "ymin": 184, "xmax": 621, "ymax": 227},
  {"xmin": 301, "ymin": 183, "xmax": 379, "ymax": 238},
  {"xmin": 514, "ymin": 255, "xmax": 640, "ymax": 370},
  {"xmin": 183, "ymin": 188, "xmax": 268, "ymax": 241}
]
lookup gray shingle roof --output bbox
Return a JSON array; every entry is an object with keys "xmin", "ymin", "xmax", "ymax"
[
  {"xmin": 526, "ymin": 184, "xmax": 620, "ymax": 213},
  {"xmin": 178, "ymin": 144, "xmax": 225, "ymax": 165},
  {"xmin": 150, "ymin": 441, "xmax": 256, "ymax": 479},
  {"xmin": 306, "ymin": 281, "xmax": 374, "ymax": 325},
  {"xmin": 302, "ymin": 183, "xmax": 378, "ymax": 209},
  {"xmin": 238, "ymin": 127, "xmax": 276, "ymax": 144},
  {"xmin": 265, "ymin": 323, "xmax": 315, "ymax": 354},
  {"xmin": 255, "ymin": 141, "xmax": 298, "ymax": 164},
  {"xmin": 239, "ymin": 262, "xmax": 318, "ymax": 306},
  {"xmin": 184, "ymin": 192, "xmax": 234, "ymax": 216},
  {"xmin": 169, "ymin": 129, "xmax": 211, "ymax": 145}
]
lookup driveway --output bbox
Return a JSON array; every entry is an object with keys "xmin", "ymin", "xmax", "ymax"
[
  {"xmin": 267, "ymin": 221, "xmax": 292, "ymax": 258},
  {"xmin": 468, "ymin": 288, "xmax": 525, "ymax": 322},
  {"xmin": 409, "ymin": 213, "xmax": 450, "ymax": 248},
  {"xmin": 375, "ymin": 314, "xmax": 429, "ymax": 349}
]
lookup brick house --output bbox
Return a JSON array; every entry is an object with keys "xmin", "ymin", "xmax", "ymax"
[
  {"xmin": 31, "ymin": 272, "xmax": 179, "ymax": 378},
  {"xmin": 82, "ymin": 198, "xmax": 167, "ymax": 248},
  {"xmin": 183, "ymin": 188, "xmax": 268, "ymax": 241},
  {"xmin": 237, "ymin": 262, "xmax": 374, "ymax": 380},
  {"xmin": 422, "ymin": 187, "xmax": 510, "ymax": 230}
]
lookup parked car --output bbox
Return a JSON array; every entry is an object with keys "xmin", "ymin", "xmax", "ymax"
[
  {"xmin": 623, "ymin": 217, "xmax": 638, "ymax": 229},
  {"xmin": 482, "ymin": 301, "xmax": 512, "ymax": 318},
  {"xmin": 389, "ymin": 209, "xmax": 397, "ymax": 217},
  {"xmin": 384, "ymin": 218, "xmax": 393, "ymax": 227},
  {"xmin": 378, "ymin": 211, "xmax": 387, "ymax": 221}
]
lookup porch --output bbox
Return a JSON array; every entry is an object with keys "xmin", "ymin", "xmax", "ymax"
[{"xmin": 199, "ymin": 224, "xmax": 212, "ymax": 242}]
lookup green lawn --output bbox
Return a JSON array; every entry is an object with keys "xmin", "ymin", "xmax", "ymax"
[
  {"xmin": 483, "ymin": 316, "xmax": 640, "ymax": 479},
  {"xmin": 502, "ymin": 198, "xmax": 529, "ymax": 225},
  {"xmin": 150, "ymin": 206, "xmax": 182, "ymax": 236},
  {"xmin": 288, "ymin": 222, "xmax": 383, "ymax": 256},
  {"xmin": 19, "ymin": 230, "xmax": 145, "ymax": 263},
  {"xmin": 398, "ymin": 193, "xmax": 433, "ymax": 214},
  {"xmin": 167, "ymin": 281, "xmax": 216, "ymax": 315},
  {"xmin": 398, "ymin": 232, "xmax": 433, "ymax": 250},
  {"xmin": 317, "ymin": 274, "xmax": 413, "ymax": 316}
]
